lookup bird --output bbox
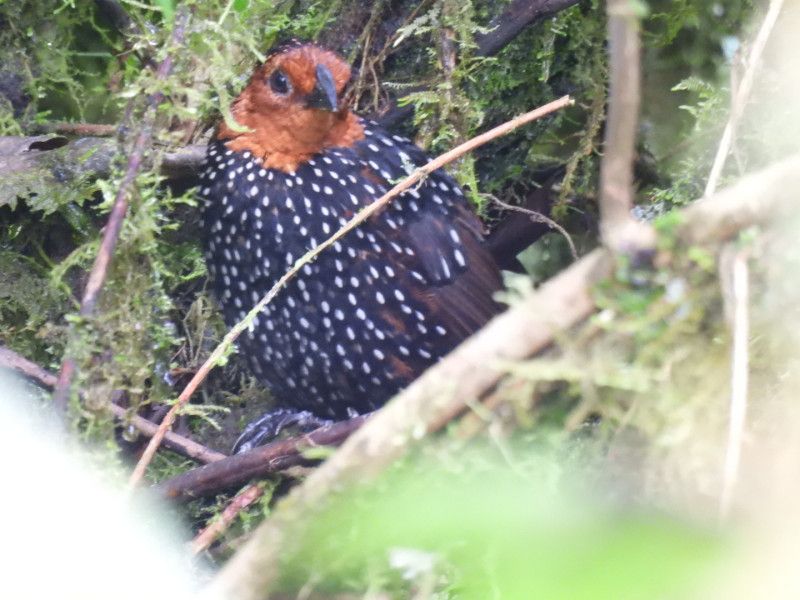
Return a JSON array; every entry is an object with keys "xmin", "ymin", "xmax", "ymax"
[{"xmin": 198, "ymin": 41, "xmax": 504, "ymax": 452}]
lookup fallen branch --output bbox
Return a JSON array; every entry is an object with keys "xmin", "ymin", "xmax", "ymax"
[
  {"xmin": 158, "ymin": 414, "xmax": 369, "ymax": 502},
  {"xmin": 127, "ymin": 95, "xmax": 573, "ymax": 490},
  {"xmin": 678, "ymin": 154, "xmax": 800, "ymax": 245},
  {"xmin": 200, "ymin": 153, "xmax": 800, "ymax": 600},
  {"xmin": 0, "ymin": 345, "xmax": 225, "ymax": 464},
  {"xmin": 51, "ymin": 10, "xmax": 190, "ymax": 414}
]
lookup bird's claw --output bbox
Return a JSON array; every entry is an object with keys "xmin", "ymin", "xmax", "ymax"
[{"xmin": 232, "ymin": 408, "xmax": 333, "ymax": 454}]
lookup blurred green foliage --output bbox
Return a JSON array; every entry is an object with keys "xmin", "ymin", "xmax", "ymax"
[{"xmin": 277, "ymin": 447, "xmax": 724, "ymax": 598}]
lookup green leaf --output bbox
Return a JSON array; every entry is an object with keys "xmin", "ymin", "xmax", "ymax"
[{"xmin": 154, "ymin": 0, "xmax": 174, "ymax": 23}]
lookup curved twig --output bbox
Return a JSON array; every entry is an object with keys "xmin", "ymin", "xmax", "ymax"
[{"xmin": 488, "ymin": 193, "xmax": 578, "ymax": 260}]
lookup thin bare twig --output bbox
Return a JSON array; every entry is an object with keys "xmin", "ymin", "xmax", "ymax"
[
  {"xmin": 488, "ymin": 194, "xmax": 578, "ymax": 260},
  {"xmin": 190, "ymin": 483, "xmax": 266, "ymax": 555},
  {"xmin": 51, "ymin": 10, "xmax": 190, "ymax": 414},
  {"xmin": 0, "ymin": 345, "xmax": 225, "ymax": 464},
  {"xmin": 126, "ymin": 95, "xmax": 573, "ymax": 490},
  {"xmin": 110, "ymin": 403, "xmax": 227, "ymax": 464},
  {"xmin": 201, "ymin": 153, "xmax": 800, "ymax": 600},
  {"xmin": 704, "ymin": 0, "xmax": 785, "ymax": 197},
  {"xmin": 719, "ymin": 248, "xmax": 750, "ymax": 521},
  {"xmin": 598, "ymin": 0, "xmax": 655, "ymax": 254}
]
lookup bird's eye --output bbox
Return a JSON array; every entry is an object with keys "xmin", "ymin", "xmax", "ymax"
[{"xmin": 268, "ymin": 70, "xmax": 291, "ymax": 95}]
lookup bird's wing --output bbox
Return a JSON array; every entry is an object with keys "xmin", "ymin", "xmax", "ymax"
[{"xmin": 350, "ymin": 122, "xmax": 503, "ymax": 340}]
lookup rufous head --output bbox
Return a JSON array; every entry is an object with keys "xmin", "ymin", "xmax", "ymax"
[{"xmin": 217, "ymin": 42, "xmax": 364, "ymax": 172}]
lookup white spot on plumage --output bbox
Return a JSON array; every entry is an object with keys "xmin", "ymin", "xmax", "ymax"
[
  {"xmin": 454, "ymin": 248, "xmax": 466, "ymax": 267},
  {"xmin": 440, "ymin": 256, "xmax": 451, "ymax": 279}
]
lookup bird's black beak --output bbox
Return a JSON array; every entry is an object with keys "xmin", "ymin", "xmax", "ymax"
[{"xmin": 306, "ymin": 64, "xmax": 338, "ymax": 111}]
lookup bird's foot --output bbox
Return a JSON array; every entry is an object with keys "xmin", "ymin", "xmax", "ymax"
[{"xmin": 232, "ymin": 408, "xmax": 332, "ymax": 454}]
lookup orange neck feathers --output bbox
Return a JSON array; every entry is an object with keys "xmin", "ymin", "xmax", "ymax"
[
  {"xmin": 216, "ymin": 44, "xmax": 365, "ymax": 173},
  {"xmin": 218, "ymin": 105, "xmax": 364, "ymax": 173}
]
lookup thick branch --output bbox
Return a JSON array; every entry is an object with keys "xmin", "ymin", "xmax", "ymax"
[
  {"xmin": 201, "ymin": 154, "xmax": 800, "ymax": 600},
  {"xmin": 598, "ymin": 0, "xmax": 655, "ymax": 254},
  {"xmin": 0, "ymin": 136, "xmax": 206, "ymax": 195},
  {"xmin": 679, "ymin": 154, "xmax": 800, "ymax": 245},
  {"xmin": 475, "ymin": 0, "xmax": 582, "ymax": 56},
  {"xmin": 0, "ymin": 346, "xmax": 58, "ymax": 388}
]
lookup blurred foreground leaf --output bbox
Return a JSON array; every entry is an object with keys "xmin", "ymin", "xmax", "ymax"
[{"xmin": 279, "ymin": 448, "xmax": 724, "ymax": 598}]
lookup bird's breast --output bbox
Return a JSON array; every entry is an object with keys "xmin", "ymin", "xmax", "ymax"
[{"xmin": 198, "ymin": 121, "xmax": 500, "ymax": 418}]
